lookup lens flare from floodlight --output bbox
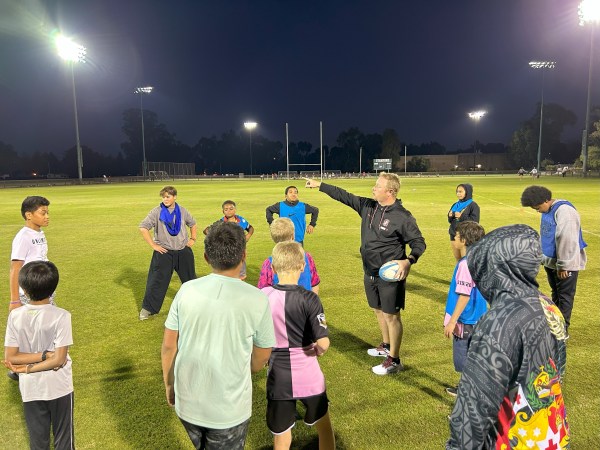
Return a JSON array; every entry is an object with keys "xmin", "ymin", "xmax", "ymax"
[
  {"xmin": 135, "ymin": 86, "xmax": 154, "ymax": 94},
  {"xmin": 468, "ymin": 111, "xmax": 486, "ymax": 120},
  {"xmin": 579, "ymin": 0, "xmax": 600, "ymax": 25},
  {"xmin": 55, "ymin": 35, "xmax": 86, "ymax": 63},
  {"xmin": 529, "ymin": 61, "xmax": 556, "ymax": 69},
  {"xmin": 244, "ymin": 121, "xmax": 257, "ymax": 130}
]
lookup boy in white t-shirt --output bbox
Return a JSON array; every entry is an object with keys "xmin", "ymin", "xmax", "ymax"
[
  {"xmin": 3, "ymin": 261, "xmax": 74, "ymax": 450},
  {"xmin": 10, "ymin": 196, "xmax": 51, "ymax": 311}
]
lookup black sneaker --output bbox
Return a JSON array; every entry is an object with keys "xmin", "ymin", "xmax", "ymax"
[{"xmin": 445, "ymin": 386, "xmax": 458, "ymax": 397}]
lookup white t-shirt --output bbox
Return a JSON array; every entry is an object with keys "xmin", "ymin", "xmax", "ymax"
[
  {"xmin": 165, "ymin": 273, "xmax": 276, "ymax": 429},
  {"xmin": 5, "ymin": 304, "xmax": 73, "ymax": 402},
  {"xmin": 11, "ymin": 227, "xmax": 49, "ymax": 300}
]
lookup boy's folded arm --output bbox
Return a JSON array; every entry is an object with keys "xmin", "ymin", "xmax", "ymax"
[{"xmin": 5, "ymin": 346, "xmax": 69, "ymax": 373}]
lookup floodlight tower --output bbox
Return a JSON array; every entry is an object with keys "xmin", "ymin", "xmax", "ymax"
[
  {"xmin": 468, "ymin": 110, "xmax": 486, "ymax": 170},
  {"xmin": 579, "ymin": 0, "xmax": 600, "ymax": 176},
  {"xmin": 134, "ymin": 86, "xmax": 154, "ymax": 178},
  {"xmin": 529, "ymin": 61, "xmax": 556, "ymax": 172},
  {"xmin": 55, "ymin": 34, "xmax": 86, "ymax": 182},
  {"xmin": 244, "ymin": 121, "xmax": 258, "ymax": 176}
]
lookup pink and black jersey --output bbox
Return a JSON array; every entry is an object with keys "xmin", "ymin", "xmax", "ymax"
[{"xmin": 261, "ymin": 284, "xmax": 328, "ymax": 400}]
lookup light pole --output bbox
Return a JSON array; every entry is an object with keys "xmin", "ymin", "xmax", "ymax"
[
  {"xmin": 468, "ymin": 110, "xmax": 486, "ymax": 170},
  {"xmin": 134, "ymin": 86, "xmax": 153, "ymax": 178},
  {"xmin": 529, "ymin": 61, "xmax": 556, "ymax": 172},
  {"xmin": 579, "ymin": 0, "xmax": 600, "ymax": 176},
  {"xmin": 55, "ymin": 34, "xmax": 86, "ymax": 182},
  {"xmin": 244, "ymin": 121, "xmax": 257, "ymax": 176}
]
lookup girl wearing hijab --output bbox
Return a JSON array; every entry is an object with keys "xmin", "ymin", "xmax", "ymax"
[{"xmin": 447, "ymin": 183, "xmax": 480, "ymax": 260}]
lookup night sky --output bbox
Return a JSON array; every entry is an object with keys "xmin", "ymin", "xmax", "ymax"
[{"xmin": 0, "ymin": 0, "xmax": 597, "ymax": 157}]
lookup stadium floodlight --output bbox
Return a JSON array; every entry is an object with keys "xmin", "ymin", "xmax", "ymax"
[
  {"xmin": 55, "ymin": 34, "xmax": 86, "ymax": 182},
  {"xmin": 134, "ymin": 86, "xmax": 154, "ymax": 179},
  {"xmin": 468, "ymin": 110, "xmax": 486, "ymax": 170},
  {"xmin": 244, "ymin": 121, "xmax": 258, "ymax": 176},
  {"xmin": 529, "ymin": 61, "xmax": 556, "ymax": 173},
  {"xmin": 579, "ymin": 0, "xmax": 600, "ymax": 176}
]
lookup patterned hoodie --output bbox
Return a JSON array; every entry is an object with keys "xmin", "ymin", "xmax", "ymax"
[{"xmin": 447, "ymin": 224, "xmax": 569, "ymax": 449}]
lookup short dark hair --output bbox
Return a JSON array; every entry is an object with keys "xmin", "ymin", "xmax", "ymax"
[
  {"xmin": 21, "ymin": 196, "xmax": 50, "ymax": 219},
  {"xmin": 19, "ymin": 261, "xmax": 59, "ymax": 301},
  {"xmin": 222, "ymin": 200, "xmax": 236, "ymax": 208},
  {"xmin": 160, "ymin": 186, "xmax": 177, "ymax": 197},
  {"xmin": 285, "ymin": 186, "xmax": 298, "ymax": 195},
  {"xmin": 204, "ymin": 222, "xmax": 246, "ymax": 270},
  {"xmin": 456, "ymin": 221, "xmax": 485, "ymax": 247},
  {"xmin": 521, "ymin": 186, "xmax": 552, "ymax": 207}
]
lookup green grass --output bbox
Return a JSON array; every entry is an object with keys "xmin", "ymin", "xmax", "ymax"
[{"xmin": 0, "ymin": 176, "xmax": 598, "ymax": 449}]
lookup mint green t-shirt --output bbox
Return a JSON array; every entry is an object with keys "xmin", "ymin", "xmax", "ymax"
[{"xmin": 165, "ymin": 273, "xmax": 275, "ymax": 429}]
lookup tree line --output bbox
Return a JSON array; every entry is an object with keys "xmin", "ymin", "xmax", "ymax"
[{"xmin": 1, "ymin": 103, "xmax": 597, "ymax": 179}]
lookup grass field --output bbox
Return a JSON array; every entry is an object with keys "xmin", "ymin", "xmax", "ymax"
[{"xmin": 0, "ymin": 175, "xmax": 598, "ymax": 449}]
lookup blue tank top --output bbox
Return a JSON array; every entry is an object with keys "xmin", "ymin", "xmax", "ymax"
[
  {"xmin": 541, "ymin": 201, "xmax": 587, "ymax": 258},
  {"xmin": 280, "ymin": 201, "xmax": 306, "ymax": 243}
]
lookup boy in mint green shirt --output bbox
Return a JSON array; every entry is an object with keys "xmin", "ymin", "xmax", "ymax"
[{"xmin": 161, "ymin": 222, "xmax": 275, "ymax": 449}]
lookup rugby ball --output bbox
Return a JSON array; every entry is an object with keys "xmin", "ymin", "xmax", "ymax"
[{"xmin": 379, "ymin": 261, "xmax": 400, "ymax": 282}]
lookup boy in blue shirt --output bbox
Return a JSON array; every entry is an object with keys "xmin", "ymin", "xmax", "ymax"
[{"xmin": 443, "ymin": 221, "xmax": 486, "ymax": 396}]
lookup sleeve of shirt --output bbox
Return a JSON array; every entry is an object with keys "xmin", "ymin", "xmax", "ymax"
[
  {"xmin": 306, "ymin": 292, "xmax": 328, "ymax": 341},
  {"xmin": 306, "ymin": 252, "xmax": 321, "ymax": 287},
  {"xmin": 164, "ymin": 294, "xmax": 180, "ymax": 331},
  {"xmin": 54, "ymin": 311, "xmax": 74, "ymax": 348},
  {"xmin": 265, "ymin": 203, "xmax": 280, "ymax": 224},
  {"xmin": 4, "ymin": 313, "xmax": 18, "ymax": 347},
  {"xmin": 454, "ymin": 259, "xmax": 474, "ymax": 296},
  {"xmin": 462, "ymin": 202, "xmax": 480, "ymax": 223},
  {"xmin": 554, "ymin": 205, "xmax": 582, "ymax": 271},
  {"xmin": 139, "ymin": 207, "xmax": 159, "ymax": 230},
  {"xmin": 305, "ymin": 203, "xmax": 319, "ymax": 226},
  {"xmin": 319, "ymin": 183, "xmax": 363, "ymax": 215},
  {"xmin": 257, "ymin": 258, "xmax": 274, "ymax": 289},
  {"xmin": 253, "ymin": 299, "xmax": 276, "ymax": 348},
  {"xmin": 11, "ymin": 231, "xmax": 27, "ymax": 261},
  {"xmin": 402, "ymin": 215, "xmax": 427, "ymax": 262}
]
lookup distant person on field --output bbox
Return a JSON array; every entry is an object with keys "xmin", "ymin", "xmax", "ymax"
[
  {"xmin": 139, "ymin": 186, "xmax": 198, "ymax": 321},
  {"xmin": 530, "ymin": 167, "xmax": 539, "ymax": 178},
  {"xmin": 3, "ymin": 261, "xmax": 74, "ymax": 450},
  {"xmin": 261, "ymin": 241, "xmax": 335, "ymax": 450},
  {"xmin": 447, "ymin": 183, "xmax": 480, "ymax": 260},
  {"xmin": 442, "ymin": 221, "xmax": 487, "ymax": 397},
  {"xmin": 520, "ymin": 185, "xmax": 587, "ymax": 329},
  {"xmin": 518, "ymin": 167, "xmax": 526, "ymax": 177},
  {"xmin": 305, "ymin": 173, "xmax": 426, "ymax": 375},
  {"xmin": 161, "ymin": 222, "xmax": 275, "ymax": 450},
  {"xmin": 447, "ymin": 225, "xmax": 569, "ymax": 449},
  {"xmin": 266, "ymin": 186, "xmax": 319, "ymax": 245},
  {"xmin": 258, "ymin": 218, "xmax": 320, "ymax": 294},
  {"xmin": 203, "ymin": 200, "xmax": 254, "ymax": 280}
]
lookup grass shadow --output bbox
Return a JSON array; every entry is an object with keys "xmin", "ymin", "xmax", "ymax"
[
  {"xmin": 114, "ymin": 267, "xmax": 180, "ymax": 310},
  {"xmin": 100, "ymin": 355, "xmax": 184, "ymax": 449}
]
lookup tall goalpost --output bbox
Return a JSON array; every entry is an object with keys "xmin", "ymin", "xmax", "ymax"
[{"xmin": 285, "ymin": 122, "xmax": 324, "ymax": 180}]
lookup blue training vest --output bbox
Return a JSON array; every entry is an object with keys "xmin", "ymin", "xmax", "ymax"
[
  {"xmin": 540, "ymin": 200, "xmax": 587, "ymax": 258},
  {"xmin": 280, "ymin": 201, "xmax": 306, "ymax": 243},
  {"xmin": 270, "ymin": 254, "xmax": 313, "ymax": 290}
]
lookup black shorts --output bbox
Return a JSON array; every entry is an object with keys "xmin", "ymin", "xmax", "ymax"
[
  {"xmin": 266, "ymin": 392, "xmax": 329, "ymax": 434},
  {"xmin": 364, "ymin": 274, "xmax": 406, "ymax": 314}
]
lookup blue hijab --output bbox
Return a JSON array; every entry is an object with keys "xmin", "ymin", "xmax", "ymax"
[
  {"xmin": 450, "ymin": 183, "xmax": 473, "ymax": 213},
  {"xmin": 159, "ymin": 203, "xmax": 182, "ymax": 236}
]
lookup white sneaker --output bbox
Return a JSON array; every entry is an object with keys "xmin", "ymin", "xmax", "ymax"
[
  {"xmin": 139, "ymin": 308, "xmax": 152, "ymax": 321},
  {"xmin": 372, "ymin": 356, "xmax": 403, "ymax": 375},
  {"xmin": 367, "ymin": 343, "xmax": 390, "ymax": 357}
]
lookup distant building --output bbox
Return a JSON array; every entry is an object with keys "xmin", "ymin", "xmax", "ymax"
[{"xmin": 397, "ymin": 152, "xmax": 510, "ymax": 172}]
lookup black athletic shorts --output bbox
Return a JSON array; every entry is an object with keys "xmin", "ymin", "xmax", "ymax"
[
  {"xmin": 266, "ymin": 392, "xmax": 329, "ymax": 434},
  {"xmin": 364, "ymin": 274, "xmax": 406, "ymax": 314}
]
